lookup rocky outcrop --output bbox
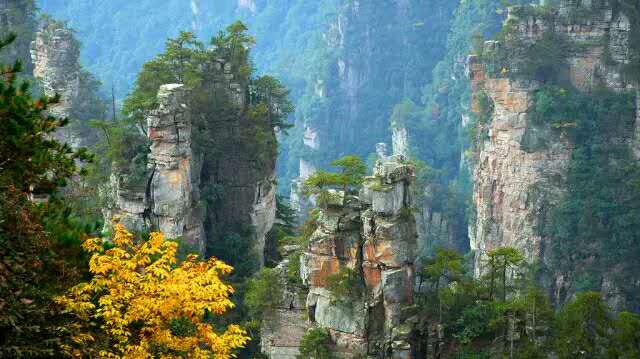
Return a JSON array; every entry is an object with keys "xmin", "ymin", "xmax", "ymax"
[
  {"xmin": 101, "ymin": 173, "xmax": 148, "ymax": 236},
  {"xmin": 468, "ymin": 58, "xmax": 572, "ymax": 276},
  {"xmin": 260, "ymin": 256, "xmax": 311, "ymax": 359},
  {"xmin": 299, "ymin": 155, "xmax": 418, "ymax": 358},
  {"xmin": 103, "ymin": 84, "xmax": 206, "ymax": 253},
  {"xmin": 30, "ymin": 20, "xmax": 105, "ymax": 150},
  {"xmin": 104, "ymin": 58, "xmax": 277, "ymax": 262},
  {"xmin": 469, "ymin": 1, "xmax": 636, "ymax": 295},
  {"xmin": 198, "ymin": 59, "xmax": 277, "ymax": 266},
  {"xmin": 147, "ymin": 84, "xmax": 206, "ymax": 254},
  {"xmin": 30, "ymin": 21, "xmax": 82, "ymax": 146},
  {"xmin": 391, "ymin": 126, "xmax": 409, "ymax": 157},
  {"xmin": 0, "ymin": 1, "xmax": 36, "ymax": 73}
]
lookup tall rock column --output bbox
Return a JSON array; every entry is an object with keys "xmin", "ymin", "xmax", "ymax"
[
  {"xmin": 30, "ymin": 19, "xmax": 104, "ymax": 150},
  {"xmin": 200, "ymin": 58, "xmax": 277, "ymax": 266},
  {"xmin": 102, "ymin": 84, "xmax": 206, "ymax": 255},
  {"xmin": 30, "ymin": 21, "xmax": 81, "ymax": 145},
  {"xmin": 147, "ymin": 84, "xmax": 206, "ymax": 255},
  {"xmin": 301, "ymin": 155, "xmax": 417, "ymax": 358}
]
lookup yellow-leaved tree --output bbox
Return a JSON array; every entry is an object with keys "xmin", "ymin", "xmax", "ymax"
[{"xmin": 56, "ymin": 224, "xmax": 249, "ymax": 358}]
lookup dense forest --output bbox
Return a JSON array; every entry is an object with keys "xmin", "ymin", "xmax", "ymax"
[{"xmin": 1, "ymin": 0, "xmax": 640, "ymax": 358}]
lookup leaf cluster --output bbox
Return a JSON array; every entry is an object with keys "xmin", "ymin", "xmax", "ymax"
[
  {"xmin": 302, "ymin": 155, "xmax": 367, "ymax": 207},
  {"xmin": 56, "ymin": 224, "xmax": 250, "ymax": 358}
]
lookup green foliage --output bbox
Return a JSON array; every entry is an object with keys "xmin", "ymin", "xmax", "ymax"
[
  {"xmin": 416, "ymin": 246, "xmax": 552, "ymax": 357},
  {"xmin": 484, "ymin": 247, "xmax": 524, "ymax": 302},
  {"xmin": 453, "ymin": 302, "xmax": 497, "ymax": 345},
  {"xmin": 286, "ymin": 251, "xmax": 304, "ymax": 287},
  {"xmin": 553, "ymin": 292, "xmax": 613, "ymax": 359},
  {"xmin": 298, "ymin": 328, "xmax": 334, "ymax": 359},
  {"xmin": 0, "ymin": 35, "xmax": 95, "ymax": 357},
  {"xmin": 530, "ymin": 86, "xmax": 640, "ymax": 306},
  {"xmin": 302, "ymin": 155, "xmax": 367, "ymax": 207},
  {"xmin": 209, "ymin": 230, "xmax": 259, "ymax": 280},
  {"xmin": 326, "ymin": 267, "xmax": 364, "ymax": 305},
  {"xmin": 265, "ymin": 195, "xmax": 298, "ymax": 267},
  {"xmin": 245, "ymin": 268, "xmax": 283, "ymax": 322},
  {"xmin": 610, "ymin": 311, "xmax": 640, "ymax": 358},
  {"xmin": 302, "ymin": 171, "xmax": 341, "ymax": 196},
  {"xmin": 122, "ymin": 31, "xmax": 204, "ymax": 125},
  {"xmin": 211, "ymin": 20, "xmax": 254, "ymax": 76},
  {"xmin": 250, "ymin": 75, "xmax": 295, "ymax": 132},
  {"xmin": 285, "ymin": 210, "xmax": 320, "ymax": 287},
  {"xmin": 88, "ymin": 117, "xmax": 149, "ymax": 187},
  {"xmin": 414, "ymin": 245, "xmax": 640, "ymax": 358},
  {"xmin": 482, "ymin": 10, "xmax": 572, "ymax": 82},
  {"xmin": 331, "ymin": 155, "xmax": 367, "ymax": 190},
  {"xmin": 421, "ymin": 248, "xmax": 465, "ymax": 290}
]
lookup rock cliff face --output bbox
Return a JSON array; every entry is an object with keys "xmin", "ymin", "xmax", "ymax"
[
  {"xmin": 147, "ymin": 84, "xmax": 206, "ymax": 254},
  {"xmin": 197, "ymin": 59, "xmax": 277, "ymax": 266},
  {"xmin": 0, "ymin": 1, "xmax": 36, "ymax": 73},
  {"xmin": 469, "ymin": 0, "xmax": 637, "ymax": 300},
  {"xmin": 260, "ymin": 255, "xmax": 311, "ymax": 359},
  {"xmin": 104, "ymin": 60, "xmax": 276, "ymax": 262},
  {"xmin": 30, "ymin": 22, "xmax": 81, "ymax": 144},
  {"xmin": 288, "ymin": 0, "xmax": 457, "ymax": 213},
  {"xmin": 264, "ymin": 156, "xmax": 418, "ymax": 358},
  {"xmin": 30, "ymin": 20, "xmax": 105, "ymax": 149},
  {"xmin": 102, "ymin": 84, "xmax": 205, "ymax": 251}
]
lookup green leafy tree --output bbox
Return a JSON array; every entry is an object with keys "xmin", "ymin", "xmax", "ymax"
[
  {"xmin": 331, "ymin": 155, "xmax": 367, "ymax": 192},
  {"xmin": 484, "ymin": 247, "xmax": 524, "ymax": 302},
  {"xmin": 302, "ymin": 170, "xmax": 343, "ymax": 207},
  {"xmin": 553, "ymin": 292, "xmax": 613, "ymax": 359},
  {"xmin": 303, "ymin": 155, "xmax": 367, "ymax": 207},
  {"xmin": 420, "ymin": 248, "xmax": 465, "ymax": 322},
  {"xmin": 245, "ymin": 268, "xmax": 283, "ymax": 323},
  {"xmin": 610, "ymin": 311, "xmax": 640, "ymax": 358},
  {"xmin": 251, "ymin": 75, "xmax": 295, "ymax": 131},
  {"xmin": 298, "ymin": 328, "xmax": 334, "ymax": 359},
  {"xmin": 211, "ymin": 20, "xmax": 255, "ymax": 77}
]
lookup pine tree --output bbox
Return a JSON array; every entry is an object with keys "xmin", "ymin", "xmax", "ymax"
[{"xmin": 0, "ymin": 33, "xmax": 89, "ymax": 357}]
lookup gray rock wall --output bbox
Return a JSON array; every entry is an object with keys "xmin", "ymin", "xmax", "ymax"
[
  {"xmin": 469, "ymin": 2, "xmax": 637, "ymax": 304},
  {"xmin": 147, "ymin": 84, "xmax": 206, "ymax": 254},
  {"xmin": 31, "ymin": 22, "xmax": 83, "ymax": 147}
]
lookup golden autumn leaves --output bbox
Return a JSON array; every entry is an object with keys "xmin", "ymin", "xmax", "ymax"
[{"xmin": 55, "ymin": 224, "xmax": 249, "ymax": 358}]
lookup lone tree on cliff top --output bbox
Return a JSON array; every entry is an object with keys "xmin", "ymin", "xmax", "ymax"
[{"xmin": 302, "ymin": 155, "xmax": 367, "ymax": 207}]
